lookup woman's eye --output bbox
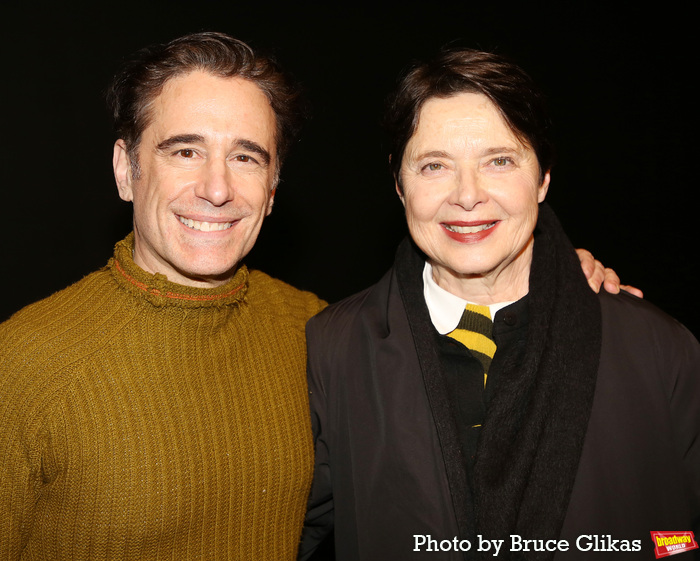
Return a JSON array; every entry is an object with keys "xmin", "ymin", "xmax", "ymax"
[
  {"xmin": 493, "ymin": 157, "xmax": 511, "ymax": 166},
  {"xmin": 425, "ymin": 162, "xmax": 443, "ymax": 171}
]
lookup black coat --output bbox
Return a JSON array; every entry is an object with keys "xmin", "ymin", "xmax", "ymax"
[{"xmin": 301, "ymin": 206, "xmax": 700, "ymax": 560}]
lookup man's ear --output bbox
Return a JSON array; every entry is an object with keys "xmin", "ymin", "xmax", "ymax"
[
  {"xmin": 113, "ymin": 139, "xmax": 134, "ymax": 202},
  {"xmin": 265, "ymin": 186, "xmax": 276, "ymax": 216},
  {"xmin": 538, "ymin": 170, "xmax": 551, "ymax": 203}
]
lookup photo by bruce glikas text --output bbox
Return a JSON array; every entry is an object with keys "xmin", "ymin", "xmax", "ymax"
[{"xmin": 413, "ymin": 534, "xmax": 642, "ymax": 555}]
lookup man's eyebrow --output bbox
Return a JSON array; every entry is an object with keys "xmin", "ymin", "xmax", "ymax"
[
  {"xmin": 234, "ymin": 139, "xmax": 271, "ymax": 167},
  {"xmin": 155, "ymin": 135, "xmax": 272, "ymax": 167},
  {"xmin": 156, "ymin": 134, "xmax": 205, "ymax": 152}
]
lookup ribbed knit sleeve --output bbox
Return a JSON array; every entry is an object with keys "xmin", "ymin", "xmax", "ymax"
[{"xmin": 0, "ymin": 236, "xmax": 326, "ymax": 560}]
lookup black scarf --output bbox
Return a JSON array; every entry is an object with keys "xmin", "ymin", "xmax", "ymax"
[{"xmin": 396, "ymin": 203, "xmax": 602, "ymax": 560}]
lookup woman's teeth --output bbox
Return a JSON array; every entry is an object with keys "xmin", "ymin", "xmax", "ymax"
[{"xmin": 444, "ymin": 222, "xmax": 495, "ymax": 234}]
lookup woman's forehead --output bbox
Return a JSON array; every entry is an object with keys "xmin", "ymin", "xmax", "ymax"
[{"xmin": 405, "ymin": 93, "xmax": 527, "ymax": 158}]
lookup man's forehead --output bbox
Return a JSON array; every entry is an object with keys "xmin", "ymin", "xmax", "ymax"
[
  {"xmin": 154, "ymin": 71, "xmax": 270, "ymax": 114},
  {"xmin": 143, "ymin": 71, "xmax": 276, "ymax": 147}
]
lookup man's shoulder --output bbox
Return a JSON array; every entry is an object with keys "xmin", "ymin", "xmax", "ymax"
[
  {"xmin": 0, "ymin": 267, "xmax": 137, "ymax": 418},
  {"xmin": 246, "ymin": 269, "xmax": 327, "ymax": 325},
  {"xmin": 0, "ymin": 266, "xmax": 134, "ymax": 364},
  {"xmin": 3, "ymin": 267, "xmax": 108, "ymax": 325}
]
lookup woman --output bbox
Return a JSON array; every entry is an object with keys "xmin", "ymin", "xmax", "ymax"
[{"xmin": 301, "ymin": 49, "xmax": 699, "ymax": 560}]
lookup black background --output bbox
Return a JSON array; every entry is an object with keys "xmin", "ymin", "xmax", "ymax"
[{"xmin": 2, "ymin": 3, "xmax": 696, "ymax": 338}]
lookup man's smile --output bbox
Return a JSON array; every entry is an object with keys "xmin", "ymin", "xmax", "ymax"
[{"xmin": 177, "ymin": 215, "xmax": 236, "ymax": 232}]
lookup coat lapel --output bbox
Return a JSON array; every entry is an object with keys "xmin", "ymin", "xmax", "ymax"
[{"xmin": 394, "ymin": 239, "xmax": 477, "ymax": 548}]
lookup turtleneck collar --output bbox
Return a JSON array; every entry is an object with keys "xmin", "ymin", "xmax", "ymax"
[{"xmin": 108, "ymin": 232, "xmax": 248, "ymax": 309}]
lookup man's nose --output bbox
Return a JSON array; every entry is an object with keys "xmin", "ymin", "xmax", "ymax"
[{"xmin": 196, "ymin": 159, "xmax": 235, "ymax": 207}]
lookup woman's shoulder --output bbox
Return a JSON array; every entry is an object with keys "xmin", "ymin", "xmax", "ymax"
[
  {"xmin": 307, "ymin": 268, "xmax": 397, "ymax": 335},
  {"xmin": 598, "ymin": 289, "xmax": 696, "ymax": 346}
]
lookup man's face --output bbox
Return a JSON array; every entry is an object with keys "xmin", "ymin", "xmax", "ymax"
[{"xmin": 113, "ymin": 70, "xmax": 278, "ymax": 288}]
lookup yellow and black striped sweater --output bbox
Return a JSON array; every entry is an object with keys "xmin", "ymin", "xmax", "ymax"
[{"xmin": 0, "ymin": 233, "xmax": 326, "ymax": 560}]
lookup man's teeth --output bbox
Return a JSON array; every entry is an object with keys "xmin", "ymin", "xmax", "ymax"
[
  {"xmin": 445, "ymin": 222, "xmax": 496, "ymax": 234},
  {"xmin": 178, "ymin": 216, "xmax": 234, "ymax": 232}
]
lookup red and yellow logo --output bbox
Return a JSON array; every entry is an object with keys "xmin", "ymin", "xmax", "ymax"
[{"xmin": 650, "ymin": 531, "xmax": 698, "ymax": 558}]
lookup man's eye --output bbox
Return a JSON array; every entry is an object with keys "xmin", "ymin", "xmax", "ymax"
[
  {"xmin": 178, "ymin": 149, "xmax": 195, "ymax": 158},
  {"xmin": 235, "ymin": 155, "xmax": 253, "ymax": 163}
]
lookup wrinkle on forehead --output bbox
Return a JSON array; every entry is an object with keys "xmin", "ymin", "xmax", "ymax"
[
  {"xmin": 405, "ymin": 94, "xmax": 529, "ymax": 163},
  {"xmin": 145, "ymin": 72, "xmax": 276, "ymax": 155}
]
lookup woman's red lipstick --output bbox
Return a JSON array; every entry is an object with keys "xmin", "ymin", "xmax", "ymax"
[{"xmin": 441, "ymin": 220, "xmax": 499, "ymax": 243}]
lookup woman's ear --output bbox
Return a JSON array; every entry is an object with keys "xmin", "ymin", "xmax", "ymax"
[{"xmin": 538, "ymin": 170, "xmax": 551, "ymax": 203}]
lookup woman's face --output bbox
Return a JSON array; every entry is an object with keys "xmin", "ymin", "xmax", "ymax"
[{"xmin": 398, "ymin": 92, "xmax": 550, "ymax": 301}]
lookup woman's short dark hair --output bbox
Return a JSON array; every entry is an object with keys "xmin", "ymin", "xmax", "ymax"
[
  {"xmin": 107, "ymin": 31, "xmax": 306, "ymax": 174},
  {"xmin": 384, "ymin": 48, "xmax": 553, "ymax": 186}
]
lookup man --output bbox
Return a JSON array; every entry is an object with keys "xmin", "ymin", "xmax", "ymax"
[
  {"xmin": 0, "ymin": 32, "xmax": 325, "ymax": 560},
  {"xmin": 0, "ymin": 32, "xmax": 626, "ymax": 560}
]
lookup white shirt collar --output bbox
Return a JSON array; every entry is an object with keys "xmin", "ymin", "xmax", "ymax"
[{"xmin": 422, "ymin": 261, "xmax": 513, "ymax": 334}]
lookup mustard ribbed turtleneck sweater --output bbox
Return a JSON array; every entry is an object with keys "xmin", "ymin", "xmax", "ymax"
[{"xmin": 0, "ymin": 234, "xmax": 326, "ymax": 560}]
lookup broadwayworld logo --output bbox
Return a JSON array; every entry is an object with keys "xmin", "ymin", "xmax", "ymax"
[{"xmin": 650, "ymin": 531, "xmax": 698, "ymax": 558}]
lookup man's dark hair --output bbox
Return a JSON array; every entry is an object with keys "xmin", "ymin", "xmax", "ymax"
[
  {"xmin": 384, "ymin": 48, "xmax": 553, "ymax": 187},
  {"xmin": 107, "ymin": 31, "xmax": 306, "ymax": 176}
]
